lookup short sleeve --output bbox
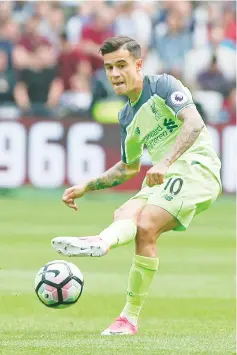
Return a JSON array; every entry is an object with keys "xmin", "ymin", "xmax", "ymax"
[{"xmin": 156, "ymin": 74, "xmax": 195, "ymax": 117}]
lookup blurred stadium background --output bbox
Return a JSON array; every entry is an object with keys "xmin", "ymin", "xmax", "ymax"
[{"xmin": 0, "ymin": 1, "xmax": 235, "ymax": 354}]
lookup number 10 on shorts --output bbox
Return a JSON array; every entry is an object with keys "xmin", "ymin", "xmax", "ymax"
[{"xmin": 164, "ymin": 177, "xmax": 184, "ymax": 195}]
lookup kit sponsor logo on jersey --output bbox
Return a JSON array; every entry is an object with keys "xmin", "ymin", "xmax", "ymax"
[
  {"xmin": 144, "ymin": 129, "xmax": 168, "ymax": 150},
  {"xmin": 142, "ymin": 124, "xmax": 164, "ymax": 145}
]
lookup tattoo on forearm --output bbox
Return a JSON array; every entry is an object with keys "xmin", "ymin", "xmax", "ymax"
[
  {"xmin": 87, "ymin": 162, "xmax": 131, "ymax": 191},
  {"xmin": 165, "ymin": 120, "xmax": 204, "ymax": 165}
]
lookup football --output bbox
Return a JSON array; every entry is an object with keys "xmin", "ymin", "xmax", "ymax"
[{"xmin": 34, "ymin": 260, "xmax": 84, "ymax": 308}]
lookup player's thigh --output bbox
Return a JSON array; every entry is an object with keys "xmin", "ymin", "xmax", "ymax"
[
  {"xmin": 113, "ymin": 197, "xmax": 147, "ymax": 222},
  {"xmin": 114, "ymin": 182, "xmax": 158, "ymax": 222}
]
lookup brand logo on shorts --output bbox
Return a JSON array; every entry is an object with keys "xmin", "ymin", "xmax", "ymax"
[
  {"xmin": 163, "ymin": 193, "xmax": 173, "ymax": 201},
  {"xmin": 170, "ymin": 91, "xmax": 188, "ymax": 105}
]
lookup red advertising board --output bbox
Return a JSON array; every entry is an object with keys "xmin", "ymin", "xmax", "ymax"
[{"xmin": 0, "ymin": 118, "xmax": 236, "ymax": 192}]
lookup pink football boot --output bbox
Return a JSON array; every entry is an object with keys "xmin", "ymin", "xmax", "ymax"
[{"xmin": 101, "ymin": 317, "xmax": 138, "ymax": 335}]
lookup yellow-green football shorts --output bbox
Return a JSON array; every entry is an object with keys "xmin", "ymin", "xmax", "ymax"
[{"xmin": 130, "ymin": 160, "xmax": 222, "ymax": 231}]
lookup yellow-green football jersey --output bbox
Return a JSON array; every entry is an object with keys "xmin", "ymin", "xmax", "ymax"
[{"xmin": 119, "ymin": 74, "xmax": 221, "ymax": 185}]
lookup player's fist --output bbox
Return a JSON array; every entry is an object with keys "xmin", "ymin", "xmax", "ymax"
[
  {"xmin": 146, "ymin": 162, "xmax": 169, "ymax": 187},
  {"xmin": 62, "ymin": 184, "xmax": 87, "ymax": 211}
]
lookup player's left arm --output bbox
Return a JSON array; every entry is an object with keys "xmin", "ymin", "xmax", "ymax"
[
  {"xmin": 162, "ymin": 105, "xmax": 204, "ymax": 165},
  {"xmin": 146, "ymin": 74, "xmax": 205, "ymax": 187}
]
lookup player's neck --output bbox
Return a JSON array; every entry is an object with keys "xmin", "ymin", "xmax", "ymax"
[{"xmin": 128, "ymin": 74, "xmax": 144, "ymax": 105}]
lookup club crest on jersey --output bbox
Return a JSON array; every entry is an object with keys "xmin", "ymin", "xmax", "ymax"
[{"xmin": 170, "ymin": 91, "xmax": 188, "ymax": 105}]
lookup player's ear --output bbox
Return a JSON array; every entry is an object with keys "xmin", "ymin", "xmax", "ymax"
[{"xmin": 136, "ymin": 58, "xmax": 142, "ymax": 71}]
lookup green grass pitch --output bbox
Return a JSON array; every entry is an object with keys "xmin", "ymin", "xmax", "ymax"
[{"xmin": 0, "ymin": 189, "xmax": 235, "ymax": 355}]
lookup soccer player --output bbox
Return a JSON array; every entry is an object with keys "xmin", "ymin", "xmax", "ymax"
[{"xmin": 52, "ymin": 36, "xmax": 222, "ymax": 335}]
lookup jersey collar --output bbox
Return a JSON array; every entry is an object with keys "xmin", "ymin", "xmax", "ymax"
[{"xmin": 129, "ymin": 76, "xmax": 146, "ymax": 107}]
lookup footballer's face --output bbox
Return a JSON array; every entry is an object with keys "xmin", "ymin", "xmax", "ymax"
[{"xmin": 103, "ymin": 48, "xmax": 142, "ymax": 96}]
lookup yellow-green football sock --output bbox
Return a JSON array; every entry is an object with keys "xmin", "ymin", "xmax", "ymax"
[
  {"xmin": 120, "ymin": 254, "xmax": 159, "ymax": 325},
  {"xmin": 99, "ymin": 219, "xmax": 137, "ymax": 248}
]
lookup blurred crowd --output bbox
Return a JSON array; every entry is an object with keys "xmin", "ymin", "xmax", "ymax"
[{"xmin": 0, "ymin": 0, "xmax": 236, "ymax": 124}]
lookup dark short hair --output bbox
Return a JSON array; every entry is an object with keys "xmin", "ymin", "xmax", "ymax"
[{"xmin": 99, "ymin": 36, "xmax": 141, "ymax": 58}]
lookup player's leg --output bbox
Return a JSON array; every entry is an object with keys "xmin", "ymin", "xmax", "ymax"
[
  {"xmin": 102, "ymin": 205, "xmax": 179, "ymax": 335},
  {"xmin": 99, "ymin": 197, "xmax": 147, "ymax": 247},
  {"xmin": 51, "ymin": 198, "xmax": 147, "ymax": 257},
  {"xmin": 135, "ymin": 204, "xmax": 179, "ymax": 257},
  {"xmin": 102, "ymin": 162, "xmax": 221, "ymax": 335}
]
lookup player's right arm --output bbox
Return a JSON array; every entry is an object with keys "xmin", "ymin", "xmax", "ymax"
[
  {"xmin": 63, "ymin": 106, "xmax": 143, "ymax": 211},
  {"xmin": 62, "ymin": 160, "xmax": 140, "ymax": 211}
]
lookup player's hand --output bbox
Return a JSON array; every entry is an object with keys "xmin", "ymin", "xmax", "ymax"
[
  {"xmin": 62, "ymin": 184, "xmax": 87, "ymax": 211},
  {"xmin": 146, "ymin": 162, "xmax": 169, "ymax": 187}
]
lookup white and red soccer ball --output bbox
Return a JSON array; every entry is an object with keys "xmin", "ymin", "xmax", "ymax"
[{"xmin": 35, "ymin": 260, "xmax": 84, "ymax": 308}]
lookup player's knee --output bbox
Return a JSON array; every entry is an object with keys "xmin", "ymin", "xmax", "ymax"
[
  {"xmin": 136, "ymin": 219, "xmax": 157, "ymax": 246},
  {"xmin": 113, "ymin": 207, "xmax": 127, "ymax": 221},
  {"xmin": 113, "ymin": 206, "xmax": 136, "ymax": 221}
]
